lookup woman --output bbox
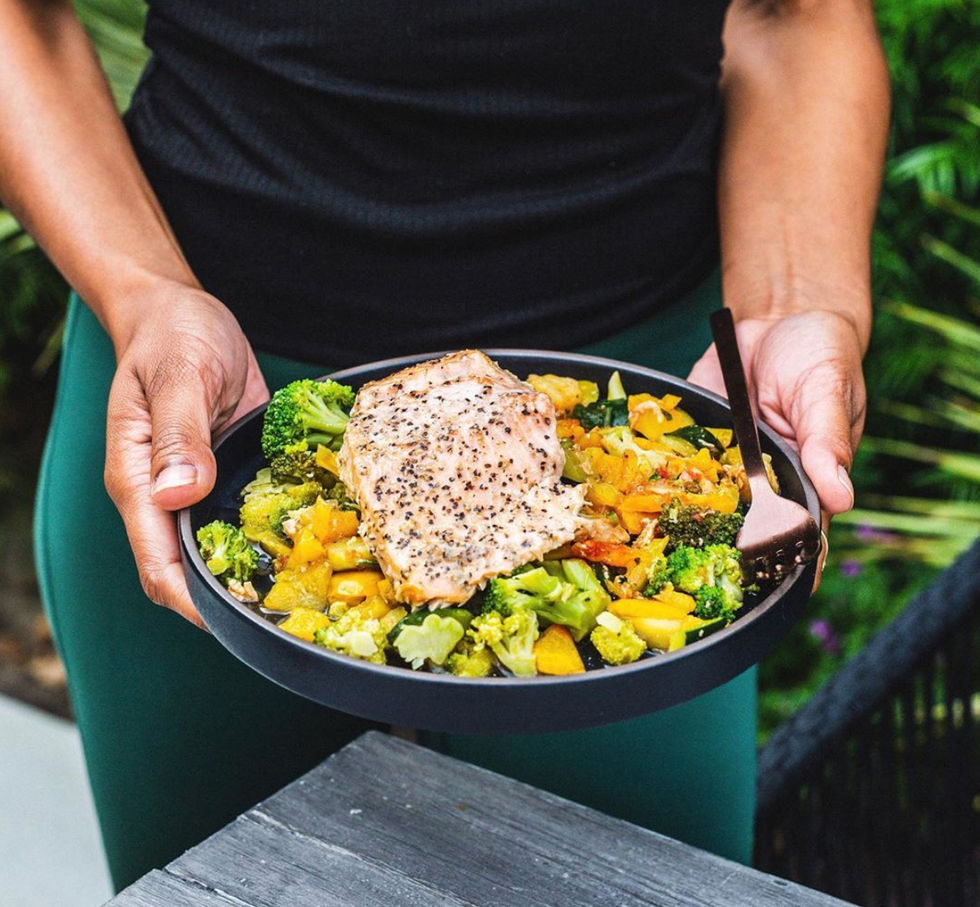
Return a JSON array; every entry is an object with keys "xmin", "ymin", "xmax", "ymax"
[{"xmin": 0, "ymin": 0, "xmax": 888, "ymax": 891}]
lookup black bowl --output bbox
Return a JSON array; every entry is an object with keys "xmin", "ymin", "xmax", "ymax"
[{"xmin": 179, "ymin": 350, "xmax": 819, "ymax": 735}]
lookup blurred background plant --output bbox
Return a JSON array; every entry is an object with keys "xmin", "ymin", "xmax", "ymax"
[{"xmin": 0, "ymin": 0, "xmax": 977, "ymax": 730}]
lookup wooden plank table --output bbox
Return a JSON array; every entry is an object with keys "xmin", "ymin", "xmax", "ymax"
[{"xmin": 106, "ymin": 731, "xmax": 853, "ymax": 907}]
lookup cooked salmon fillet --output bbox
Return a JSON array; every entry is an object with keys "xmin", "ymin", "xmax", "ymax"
[{"xmin": 338, "ymin": 350, "xmax": 587, "ymax": 606}]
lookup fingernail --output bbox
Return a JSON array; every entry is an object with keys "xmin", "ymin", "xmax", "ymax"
[
  {"xmin": 837, "ymin": 465, "xmax": 855, "ymax": 510},
  {"xmin": 152, "ymin": 462, "xmax": 199, "ymax": 496}
]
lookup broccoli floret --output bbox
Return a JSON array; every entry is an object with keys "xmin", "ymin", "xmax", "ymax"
[
  {"xmin": 590, "ymin": 611, "xmax": 646, "ymax": 666},
  {"xmin": 196, "ymin": 520, "xmax": 258, "ymax": 586},
  {"xmin": 313, "ymin": 609, "xmax": 387, "ymax": 664},
  {"xmin": 389, "ymin": 612, "xmax": 469, "ymax": 670},
  {"xmin": 239, "ymin": 468, "xmax": 320, "ymax": 555},
  {"xmin": 667, "ymin": 544, "xmax": 745, "ymax": 612},
  {"xmin": 444, "ymin": 639, "xmax": 496, "ymax": 677},
  {"xmin": 641, "ymin": 558, "xmax": 670, "ymax": 597},
  {"xmin": 483, "ymin": 559, "xmax": 609, "ymax": 641},
  {"xmin": 571, "ymin": 398, "xmax": 629, "ymax": 430},
  {"xmin": 269, "ymin": 440, "xmax": 335, "ymax": 487},
  {"xmin": 469, "ymin": 609, "xmax": 539, "ymax": 676},
  {"xmin": 327, "ymin": 481, "xmax": 360, "ymax": 513},
  {"xmin": 659, "ymin": 498, "xmax": 744, "ymax": 551},
  {"xmin": 693, "ymin": 586, "xmax": 738, "ymax": 624},
  {"xmin": 261, "ymin": 378, "xmax": 355, "ymax": 459}
]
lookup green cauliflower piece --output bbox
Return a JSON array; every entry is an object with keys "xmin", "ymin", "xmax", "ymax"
[
  {"xmin": 470, "ymin": 609, "xmax": 539, "ymax": 677},
  {"xmin": 590, "ymin": 611, "xmax": 647, "ymax": 666},
  {"xmin": 313, "ymin": 609, "xmax": 387, "ymax": 664}
]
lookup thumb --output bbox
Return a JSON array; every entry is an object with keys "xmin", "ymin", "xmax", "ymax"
[
  {"xmin": 148, "ymin": 370, "xmax": 218, "ymax": 511},
  {"xmin": 794, "ymin": 386, "xmax": 858, "ymax": 516}
]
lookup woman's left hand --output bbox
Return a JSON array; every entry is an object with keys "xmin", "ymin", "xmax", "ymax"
[{"xmin": 687, "ymin": 309, "xmax": 867, "ymax": 584}]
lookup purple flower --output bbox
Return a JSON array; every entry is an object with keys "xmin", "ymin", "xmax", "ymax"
[
  {"xmin": 809, "ymin": 619, "xmax": 841, "ymax": 655},
  {"xmin": 840, "ymin": 559, "xmax": 863, "ymax": 578},
  {"xmin": 855, "ymin": 524, "xmax": 898, "ymax": 544}
]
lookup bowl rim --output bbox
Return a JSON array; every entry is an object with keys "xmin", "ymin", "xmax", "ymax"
[{"xmin": 179, "ymin": 348, "xmax": 820, "ymax": 689}]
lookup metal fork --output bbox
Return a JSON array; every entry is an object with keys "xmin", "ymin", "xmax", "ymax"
[{"xmin": 709, "ymin": 308, "xmax": 821, "ymax": 584}]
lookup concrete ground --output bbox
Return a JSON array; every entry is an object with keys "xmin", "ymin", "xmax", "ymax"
[{"xmin": 0, "ymin": 694, "xmax": 112, "ymax": 907}]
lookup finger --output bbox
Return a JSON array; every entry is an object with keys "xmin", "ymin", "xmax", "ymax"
[
  {"xmin": 105, "ymin": 372, "xmax": 207, "ymax": 628},
  {"xmin": 687, "ymin": 346, "xmax": 726, "ymax": 397},
  {"xmin": 811, "ymin": 513, "xmax": 832, "ymax": 594},
  {"xmin": 793, "ymin": 383, "xmax": 858, "ymax": 516},
  {"xmin": 141, "ymin": 354, "xmax": 219, "ymax": 511}
]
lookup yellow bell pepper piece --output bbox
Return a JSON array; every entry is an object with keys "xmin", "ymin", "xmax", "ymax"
[
  {"xmin": 278, "ymin": 608, "xmax": 331, "ymax": 642},
  {"xmin": 578, "ymin": 380, "xmax": 600, "ymax": 406},
  {"xmin": 533, "ymin": 625, "xmax": 585, "ymax": 675},
  {"xmin": 328, "ymin": 569, "xmax": 384, "ymax": 604},
  {"xmin": 264, "ymin": 561, "xmax": 333, "ymax": 611},
  {"xmin": 616, "ymin": 509, "xmax": 651, "ymax": 535},
  {"xmin": 680, "ymin": 486, "xmax": 740, "ymax": 514},
  {"xmin": 608, "ymin": 598, "xmax": 690, "ymax": 621},
  {"xmin": 312, "ymin": 499, "xmax": 360, "ymax": 544},
  {"xmin": 323, "ymin": 535, "xmax": 376, "ymax": 571},
  {"xmin": 620, "ymin": 492, "xmax": 667, "ymax": 512},
  {"xmin": 315, "ymin": 445, "xmax": 341, "ymax": 477},
  {"xmin": 587, "ymin": 482, "xmax": 623, "ymax": 508},
  {"xmin": 351, "ymin": 595, "xmax": 393, "ymax": 620},
  {"xmin": 286, "ymin": 527, "xmax": 326, "ymax": 569},
  {"xmin": 650, "ymin": 587, "xmax": 698, "ymax": 613},
  {"xmin": 526, "ymin": 374, "xmax": 583, "ymax": 415},
  {"xmin": 631, "ymin": 409, "xmax": 666, "ymax": 442},
  {"xmin": 659, "ymin": 393, "xmax": 683, "ymax": 411}
]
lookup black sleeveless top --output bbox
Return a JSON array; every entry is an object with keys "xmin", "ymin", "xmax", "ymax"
[{"xmin": 126, "ymin": 1, "xmax": 730, "ymax": 365}]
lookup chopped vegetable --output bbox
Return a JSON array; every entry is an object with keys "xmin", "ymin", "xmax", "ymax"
[
  {"xmin": 264, "ymin": 561, "xmax": 333, "ymax": 611},
  {"xmin": 469, "ymin": 609, "xmax": 539, "ymax": 676},
  {"xmin": 571, "ymin": 397, "xmax": 629, "ymax": 430},
  {"xmin": 483, "ymin": 559, "xmax": 610, "ymax": 641},
  {"xmin": 278, "ymin": 607, "xmax": 331, "ymax": 642},
  {"xmin": 261, "ymin": 378, "xmax": 355, "ymax": 459},
  {"xmin": 526, "ymin": 374, "xmax": 586, "ymax": 415},
  {"xmin": 390, "ymin": 612, "xmax": 468, "ymax": 669},
  {"xmin": 591, "ymin": 611, "xmax": 646, "ymax": 665},
  {"xmin": 659, "ymin": 498, "xmax": 744, "ymax": 551},
  {"xmin": 239, "ymin": 469, "xmax": 320, "ymax": 558},
  {"xmin": 444, "ymin": 638, "xmax": 496, "ymax": 677},
  {"xmin": 666, "ymin": 424, "xmax": 725, "ymax": 455},
  {"xmin": 533, "ymin": 625, "xmax": 586, "ymax": 675},
  {"xmin": 313, "ymin": 608, "xmax": 388, "ymax": 664},
  {"xmin": 196, "ymin": 520, "xmax": 258, "ymax": 586},
  {"xmin": 327, "ymin": 569, "xmax": 384, "ymax": 604}
]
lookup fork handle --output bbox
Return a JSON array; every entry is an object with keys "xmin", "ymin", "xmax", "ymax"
[{"xmin": 709, "ymin": 308, "xmax": 772, "ymax": 494}]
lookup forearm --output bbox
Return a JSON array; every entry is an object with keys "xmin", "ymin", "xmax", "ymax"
[
  {"xmin": 0, "ymin": 0, "xmax": 196, "ymax": 352},
  {"xmin": 717, "ymin": 0, "xmax": 890, "ymax": 350}
]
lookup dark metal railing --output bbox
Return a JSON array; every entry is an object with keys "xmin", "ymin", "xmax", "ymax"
[{"xmin": 755, "ymin": 536, "xmax": 980, "ymax": 907}]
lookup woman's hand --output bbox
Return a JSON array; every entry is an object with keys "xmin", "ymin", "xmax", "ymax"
[
  {"xmin": 104, "ymin": 281, "xmax": 269, "ymax": 626},
  {"xmin": 689, "ymin": 309, "xmax": 865, "ymax": 515},
  {"xmin": 688, "ymin": 309, "xmax": 867, "ymax": 586}
]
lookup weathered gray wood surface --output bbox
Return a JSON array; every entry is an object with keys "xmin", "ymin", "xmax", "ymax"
[{"xmin": 107, "ymin": 731, "xmax": 853, "ymax": 907}]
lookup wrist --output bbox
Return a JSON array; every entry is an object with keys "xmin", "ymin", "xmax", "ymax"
[
  {"xmin": 722, "ymin": 268, "xmax": 873, "ymax": 352},
  {"xmin": 88, "ymin": 266, "xmax": 204, "ymax": 358}
]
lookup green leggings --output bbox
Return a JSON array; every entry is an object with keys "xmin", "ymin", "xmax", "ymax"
[{"xmin": 35, "ymin": 271, "xmax": 756, "ymax": 892}]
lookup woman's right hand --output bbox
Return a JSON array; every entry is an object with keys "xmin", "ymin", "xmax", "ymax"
[{"xmin": 104, "ymin": 281, "xmax": 270, "ymax": 627}]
